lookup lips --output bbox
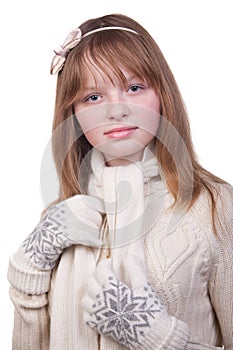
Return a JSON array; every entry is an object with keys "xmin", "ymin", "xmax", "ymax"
[{"xmin": 104, "ymin": 126, "xmax": 138, "ymax": 139}]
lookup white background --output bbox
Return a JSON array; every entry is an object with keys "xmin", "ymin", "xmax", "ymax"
[{"xmin": 0, "ymin": 0, "xmax": 232, "ymax": 348}]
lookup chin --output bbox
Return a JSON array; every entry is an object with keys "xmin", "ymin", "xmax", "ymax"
[{"xmin": 99, "ymin": 144, "xmax": 145, "ymax": 157}]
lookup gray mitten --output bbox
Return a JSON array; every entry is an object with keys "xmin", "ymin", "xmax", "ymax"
[
  {"xmin": 23, "ymin": 195, "xmax": 104, "ymax": 270},
  {"xmin": 82, "ymin": 256, "xmax": 189, "ymax": 349}
]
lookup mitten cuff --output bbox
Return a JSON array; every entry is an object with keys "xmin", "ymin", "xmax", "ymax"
[
  {"xmin": 7, "ymin": 245, "xmax": 51, "ymax": 295},
  {"xmin": 137, "ymin": 314, "xmax": 189, "ymax": 350}
]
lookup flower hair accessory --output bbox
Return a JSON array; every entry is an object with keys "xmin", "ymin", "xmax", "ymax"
[
  {"xmin": 50, "ymin": 28, "xmax": 82, "ymax": 75},
  {"xmin": 50, "ymin": 26, "xmax": 139, "ymax": 75}
]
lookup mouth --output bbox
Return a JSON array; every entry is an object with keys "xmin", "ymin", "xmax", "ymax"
[{"xmin": 104, "ymin": 126, "xmax": 138, "ymax": 139}]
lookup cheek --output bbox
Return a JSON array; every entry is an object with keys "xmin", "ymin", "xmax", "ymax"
[
  {"xmin": 76, "ymin": 115, "xmax": 99, "ymax": 134},
  {"xmin": 134, "ymin": 106, "xmax": 161, "ymax": 139},
  {"xmin": 83, "ymin": 128, "xmax": 103, "ymax": 147},
  {"xmin": 140, "ymin": 89, "xmax": 160, "ymax": 115},
  {"xmin": 76, "ymin": 118, "xmax": 104, "ymax": 147},
  {"xmin": 151, "ymin": 96, "xmax": 160, "ymax": 114},
  {"xmin": 75, "ymin": 107, "xmax": 103, "ymax": 146},
  {"xmin": 136, "ymin": 119, "xmax": 160, "ymax": 146},
  {"xmin": 144, "ymin": 114, "xmax": 160, "ymax": 136}
]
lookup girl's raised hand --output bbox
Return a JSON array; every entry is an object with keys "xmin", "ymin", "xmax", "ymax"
[{"xmin": 22, "ymin": 195, "xmax": 104, "ymax": 270}]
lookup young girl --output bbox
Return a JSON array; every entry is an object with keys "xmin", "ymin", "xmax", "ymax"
[{"xmin": 8, "ymin": 14, "xmax": 232, "ymax": 350}]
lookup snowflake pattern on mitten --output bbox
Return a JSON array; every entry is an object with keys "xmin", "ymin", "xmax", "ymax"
[
  {"xmin": 23, "ymin": 203, "xmax": 75, "ymax": 270},
  {"xmin": 87, "ymin": 276, "xmax": 165, "ymax": 348}
]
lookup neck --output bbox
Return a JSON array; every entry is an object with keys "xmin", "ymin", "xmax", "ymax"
[
  {"xmin": 104, "ymin": 140, "xmax": 156, "ymax": 167},
  {"xmin": 104, "ymin": 151, "xmax": 144, "ymax": 167}
]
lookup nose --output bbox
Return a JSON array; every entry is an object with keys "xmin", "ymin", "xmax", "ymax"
[{"xmin": 105, "ymin": 102, "xmax": 130, "ymax": 121}]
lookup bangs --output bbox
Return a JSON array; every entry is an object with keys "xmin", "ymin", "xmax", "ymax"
[{"xmin": 68, "ymin": 30, "xmax": 158, "ymax": 97}]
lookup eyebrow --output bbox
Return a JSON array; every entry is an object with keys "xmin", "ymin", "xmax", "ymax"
[
  {"xmin": 127, "ymin": 75, "xmax": 139, "ymax": 81},
  {"xmin": 84, "ymin": 76, "xmax": 144, "ymax": 91},
  {"xmin": 84, "ymin": 85, "xmax": 103, "ymax": 91}
]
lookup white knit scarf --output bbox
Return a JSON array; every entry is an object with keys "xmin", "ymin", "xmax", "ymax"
[
  {"xmin": 79, "ymin": 147, "xmax": 163, "ymax": 349},
  {"xmin": 87, "ymin": 148, "xmax": 162, "ymax": 278},
  {"xmin": 50, "ymin": 147, "xmax": 165, "ymax": 349}
]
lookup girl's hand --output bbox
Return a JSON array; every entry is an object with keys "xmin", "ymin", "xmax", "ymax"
[
  {"xmin": 82, "ymin": 256, "xmax": 186, "ymax": 349},
  {"xmin": 22, "ymin": 195, "xmax": 104, "ymax": 270}
]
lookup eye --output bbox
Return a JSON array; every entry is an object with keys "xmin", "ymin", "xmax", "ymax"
[
  {"xmin": 128, "ymin": 84, "xmax": 144, "ymax": 93},
  {"xmin": 84, "ymin": 94, "xmax": 101, "ymax": 103}
]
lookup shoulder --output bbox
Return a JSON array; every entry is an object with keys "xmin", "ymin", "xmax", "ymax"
[
  {"xmin": 188, "ymin": 182, "xmax": 233, "ymax": 242},
  {"xmin": 197, "ymin": 182, "xmax": 233, "ymax": 248},
  {"xmin": 214, "ymin": 182, "xmax": 233, "ymax": 239},
  {"xmin": 192, "ymin": 182, "xmax": 233, "ymax": 220},
  {"xmin": 214, "ymin": 182, "xmax": 233, "ymax": 213}
]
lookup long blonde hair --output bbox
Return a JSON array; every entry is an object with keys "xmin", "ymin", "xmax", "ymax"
[{"xmin": 51, "ymin": 14, "xmax": 225, "ymax": 231}]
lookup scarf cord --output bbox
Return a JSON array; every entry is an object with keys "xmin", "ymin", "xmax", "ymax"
[{"xmin": 87, "ymin": 147, "xmax": 163, "ymax": 283}]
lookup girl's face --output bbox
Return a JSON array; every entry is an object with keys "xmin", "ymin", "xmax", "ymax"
[{"xmin": 74, "ymin": 66, "xmax": 160, "ymax": 166}]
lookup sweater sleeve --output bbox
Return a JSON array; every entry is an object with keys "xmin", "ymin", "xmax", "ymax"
[
  {"xmin": 8, "ymin": 245, "xmax": 52, "ymax": 350},
  {"xmin": 9, "ymin": 287, "xmax": 50, "ymax": 350},
  {"xmin": 209, "ymin": 183, "xmax": 233, "ymax": 349},
  {"xmin": 8, "ymin": 244, "xmax": 51, "ymax": 294}
]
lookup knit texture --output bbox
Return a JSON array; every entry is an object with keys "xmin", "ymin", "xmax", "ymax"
[
  {"xmin": 88, "ymin": 148, "xmax": 162, "ymax": 279},
  {"xmin": 7, "ymin": 148, "xmax": 233, "ymax": 349},
  {"xmin": 8, "ymin": 247, "xmax": 51, "ymax": 294},
  {"xmin": 82, "ymin": 256, "xmax": 189, "ymax": 349},
  {"xmin": 22, "ymin": 194, "xmax": 103, "ymax": 270}
]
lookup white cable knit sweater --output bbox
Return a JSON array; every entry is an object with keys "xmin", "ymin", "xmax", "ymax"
[{"xmin": 8, "ymin": 152, "xmax": 233, "ymax": 349}]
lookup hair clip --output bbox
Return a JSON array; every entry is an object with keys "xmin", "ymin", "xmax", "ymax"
[
  {"xmin": 50, "ymin": 26, "xmax": 139, "ymax": 75},
  {"xmin": 50, "ymin": 28, "xmax": 82, "ymax": 75}
]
